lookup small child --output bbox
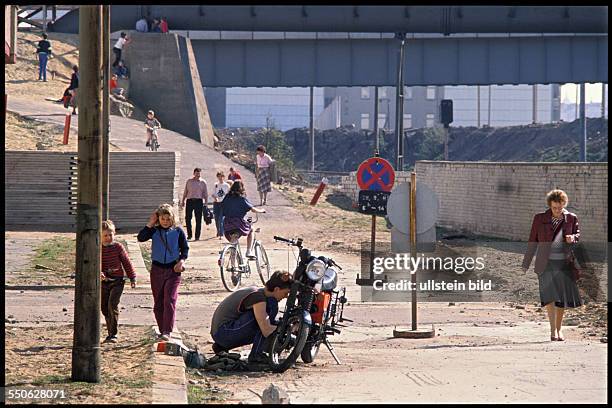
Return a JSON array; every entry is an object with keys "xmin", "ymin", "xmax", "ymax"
[
  {"xmin": 101, "ymin": 220, "xmax": 136, "ymax": 343},
  {"xmin": 144, "ymin": 110, "xmax": 162, "ymax": 148},
  {"xmin": 137, "ymin": 204, "xmax": 189, "ymax": 341},
  {"xmin": 212, "ymin": 171, "xmax": 231, "ymax": 240}
]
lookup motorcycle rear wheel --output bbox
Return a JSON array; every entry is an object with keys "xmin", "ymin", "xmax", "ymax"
[{"xmin": 268, "ymin": 313, "xmax": 309, "ymax": 373}]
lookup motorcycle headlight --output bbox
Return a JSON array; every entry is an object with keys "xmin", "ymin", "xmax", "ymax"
[
  {"xmin": 305, "ymin": 259, "xmax": 327, "ymax": 281},
  {"xmin": 321, "ymin": 267, "xmax": 338, "ymax": 291}
]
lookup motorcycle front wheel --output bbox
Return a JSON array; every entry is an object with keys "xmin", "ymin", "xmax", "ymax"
[{"xmin": 268, "ymin": 313, "xmax": 310, "ymax": 373}]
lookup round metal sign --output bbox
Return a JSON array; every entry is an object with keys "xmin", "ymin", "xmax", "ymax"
[{"xmin": 386, "ymin": 181, "xmax": 439, "ymax": 235}]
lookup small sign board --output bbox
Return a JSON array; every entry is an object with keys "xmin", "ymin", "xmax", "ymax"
[{"xmin": 358, "ymin": 190, "xmax": 391, "ymax": 216}]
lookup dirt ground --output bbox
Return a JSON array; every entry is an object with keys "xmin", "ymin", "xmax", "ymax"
[
  {"xmin": 5, "ymin": 31, "xmax": 80, "ymax": 100},
  {"xmin": 5, "ymin": 111, "xmax": 123, "ymax": 152},
  {"xmin": 4, "ymin": 324, "xmax": 154, "ymax": 405}
]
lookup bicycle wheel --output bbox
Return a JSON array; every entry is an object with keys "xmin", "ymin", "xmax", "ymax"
[
  {"xmin": 220, "ymin": 245, "xmax": 241, "ymax": 291},
  {"xmin": 254, "ymin": 241, "xmax": 271, "ymax": 285},
  {"xmin": 151, "ymin": 134, "xmax": 158, "ymax": 151}
]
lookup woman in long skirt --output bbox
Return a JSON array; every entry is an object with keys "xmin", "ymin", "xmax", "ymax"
[
  {"xmin": 522, "ymin": 189, "xmax": 582, "ymax": 341},
  {"xmin": 255, "ymin": 145, "xmax": 273, "ymax": 206}
]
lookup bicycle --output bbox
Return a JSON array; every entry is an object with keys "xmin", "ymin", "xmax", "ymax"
[
  {"xmin": 218, "ymin": 212, "xmax": 271, "ymax": 291},
  {"xmin": 148, "ymin": 126, "xmax": 160, "ymax": 151}
]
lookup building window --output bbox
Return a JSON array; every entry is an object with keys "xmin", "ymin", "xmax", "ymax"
[
  {"xmin": 426, "ymin": 113, "xmax": 435, "ymax": 127},
  {"xmin": 379, "ymin": 87, "xmax": 387, "ymax": 98},
  {"xmin": 360, "ymin": 113, "xmax": 370, "ymax": 130},
  {"xmin": 426, "ymin": 86, "xmax": 436, "ymax": 100},
  {"xmin": 405, "ymin": 87, "xmax": 412, "ymax": 99},
  {"xmin": 403, "ymin": 113, "xmax": 412, "ymax": 129},
  {"xmin": 377, "ymin": 113, "xmax": 387, "ymax": 129},
  {"xmin": 361, "ymin": 87, "xmax": 370, "ymax": 99}
]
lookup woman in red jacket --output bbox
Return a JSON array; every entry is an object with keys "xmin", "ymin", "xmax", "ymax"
[{"xmin": 522, "ymin": 189, "xmax": 582, "ymax": 341}]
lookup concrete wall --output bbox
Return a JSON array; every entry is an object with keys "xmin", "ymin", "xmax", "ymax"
[
  {"xmin": 5, "ymin": 151, "xmax": 181, "ymax": 232},
  {"xmin": 338, "ymin": 161, "xmax": 608, "ymax": 243},
  {"xmin": 121, "ymin": 32, "xmax": 215, "ymax": 147}
]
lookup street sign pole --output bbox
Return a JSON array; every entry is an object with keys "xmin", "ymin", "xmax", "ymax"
[
  {"xmin": 355, "ymin": 156, "xmax": 395, "ymax": 286},
  {"xmin": 410, "ymin": 172, "xmax": 417, "ymax": 330},
  {"xmin": 393, "ymin": 171, "xmax": 435, "ymax": 339}
]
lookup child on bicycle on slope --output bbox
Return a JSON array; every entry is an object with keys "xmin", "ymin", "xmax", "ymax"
[
  {"xmin": 101, "ymin": 220, "xmax": 137, "ymax": 343},
  {"xmin": 144, "ymin": 110, "xmax": 162, "ymax": 148},
  {"xmin": 221, "ymin": 180, "xmax": 266, "ymax": 258},
  {"xmin": 137, "ymin": 204, "xmax": 189, "ymax": 341}
]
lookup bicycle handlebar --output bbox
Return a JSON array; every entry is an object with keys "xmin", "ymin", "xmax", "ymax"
[{"xmin": 273, "ymin": 236, "xmax": 294, "ymax": 244}]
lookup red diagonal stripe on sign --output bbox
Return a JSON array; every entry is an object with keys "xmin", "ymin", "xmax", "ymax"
[{"xmin": 363, "ymin": 165, "xmax": 393, "ymax": 190}]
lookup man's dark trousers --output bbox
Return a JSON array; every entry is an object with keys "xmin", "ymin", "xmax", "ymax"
[
  {"xmin": 212, "ymin": 296, "xmax": 279, "ymax": 358},
  {"xmin": 185, "ymin": 198, "xmax": 204, "ymax": 240}
]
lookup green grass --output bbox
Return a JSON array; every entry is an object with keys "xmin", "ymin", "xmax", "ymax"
[
  {"xmin": 31, "ymin": 236, "xmax": 75, "ymax": 273},
  {"xmin": 187, "ymin": 384, "xmax": 229, "ymax": 404},
  {"xmin": 139, "ymin": 243, "xmax": 152, "ymax": 271}
]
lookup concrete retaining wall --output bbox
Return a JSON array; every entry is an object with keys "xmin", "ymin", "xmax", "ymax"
[
  {"xmin": 338, "ymin": 161, "xmax": 608, "ymax": 242},
  {"xmin": 121, "ymin": 32, "xmax": 215, "ymax": 147},
  {"xmin": 5, "ymin": 151, "xmax": 181, "ymax": 231}
]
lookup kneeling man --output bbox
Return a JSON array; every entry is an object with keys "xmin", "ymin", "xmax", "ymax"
[{"xmin": 210, "ymin": 271, "xmax": 293, "ymax": 363}]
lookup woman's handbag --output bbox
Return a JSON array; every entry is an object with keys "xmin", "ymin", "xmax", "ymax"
[{"xmin": 566, "ymin": 244, "xmax": 581, "ymax": 281}]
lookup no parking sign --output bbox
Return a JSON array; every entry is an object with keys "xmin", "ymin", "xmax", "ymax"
[
  {"xmin": 356, "ymin": 157, "xmax": 395, "ymax": 192},
  {"xmin": 356, "ymin": 157, "xmax": 395, "ymax": 215}
]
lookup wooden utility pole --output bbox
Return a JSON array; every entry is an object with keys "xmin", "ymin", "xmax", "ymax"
[
  {"xmin": 102, "ymin": 5, "xmax": 110, "ymax": 219},
  {"xmin": 72, "ymin": 5, "xmax": 103, "ymax": 383}
]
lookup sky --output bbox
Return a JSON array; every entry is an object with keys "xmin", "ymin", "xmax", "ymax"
[{"xmin": 561, "ymin": 83, "xmax": 607, "ymax": 104}]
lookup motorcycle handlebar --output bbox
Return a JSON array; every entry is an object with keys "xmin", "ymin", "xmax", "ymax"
[{"xmin": 273, "ymin": 236, "xmax": 294, "ymax": 244}]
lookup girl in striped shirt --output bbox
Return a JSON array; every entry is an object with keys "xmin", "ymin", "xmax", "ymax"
[{"xmin": 101, "ymin": 220, "xmax": 137, "ymax": 343}]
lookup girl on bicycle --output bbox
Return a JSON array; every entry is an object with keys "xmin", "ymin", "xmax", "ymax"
[
  {"xmin": 221, "ymin": 180, "xmax": 266, "ymax": 258},
  {"xmin": 137, "ymin": 204, "xmax": 189, "ymax": 341}
]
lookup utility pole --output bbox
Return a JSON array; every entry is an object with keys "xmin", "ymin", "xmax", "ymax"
[
  {"xmin": 374, "ymin": 86, "xmax": 379, "ymax": 154},
  {"xmin": 579, "ymin": 83, "xmax": 587, "ymax": 162},
  {"xmin": 487, "ymin": 85, "xmax": 492, "ymax": 126},
  {"xmin": 42, "ymin": 5, "xmax": 47, "ymax": 32},
  {"xmin": 575, "ymin": 85, "xmax": 579, "ymax": 120},
  {"xmin": 532, "ymin": 84, "xmax": 538, "ymax": 124},
  {"xmin": 72, "ymin": 5, "xmax": 103, "ymax": 383},
  {"xmin": 394, "ymin": 32, "xmax": 406, "ymax": 171},
  {"xmin": 476, "ymin": 85, "xmax": 480, "ymax": 127},
  {"xmin": 309, "ymin": 86, "xmax": 314, "ymax": 171},
  {"xmin": 602, "ymin": 83, "xmax": 607, "ymax": 119},
  {"xmin": 102, "ymin": 5, "xmax": 110, "ymax": 220}
]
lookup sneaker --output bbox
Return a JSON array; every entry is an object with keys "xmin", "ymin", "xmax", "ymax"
[
  {"xmin": 108, "ymin": 335, "xmax": 118, "ymax": 343},
  {"xmin": 247, "ymin": 353, "xmax": 269, "ymax": 364},
  {"xmin": 212, "ymin": 342, "xmax": 227, "ymax": 354},
  {"xmin": 146, "ymin": 141, "xmax": 150, "ymax": 147},
  {"xmin": 102, "ymin": 335, "xmax": 112, "ymax": 343}
]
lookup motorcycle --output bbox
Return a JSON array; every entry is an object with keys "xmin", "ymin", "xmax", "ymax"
[{"xmin": 267, "ymin": 236, "xmax": 351, "ymax": 373}]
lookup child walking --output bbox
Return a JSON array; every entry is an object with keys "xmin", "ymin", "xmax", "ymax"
[
  {"xmin": 101, "ymin": 220, "xmax": 137, "ymax": 343},
  {"xmin": 137, "ymin": 204, "xmax": 189, "ymax": 341},
  {"xmin": 212, "ymin": 171, "xmax": 231, "ymax": 240}
]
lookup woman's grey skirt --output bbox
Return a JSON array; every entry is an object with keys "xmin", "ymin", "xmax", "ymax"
[
  {"xmin": 256, "ymin": 167, "xmax": 272, "ymax": 193},
  {"xmin": 538, "ymin": 260, "xmax": 582, "ymax": 308}
]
